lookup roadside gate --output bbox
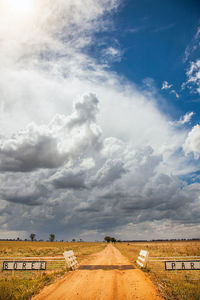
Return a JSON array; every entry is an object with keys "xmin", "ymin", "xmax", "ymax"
[
  {"xmin": 136, "ymin": 248, "xmax": 200, "ymax": 291},
  {"xmin": 136, "ymin": 250, "xmax": 149, "ymax": 268},
  {"xmin": 63, "ymin": 250, "xmax": 78, "ymax": 270},
  {"xmin": 1, "ymin": 255, "xmax": 65, "ymax": 273},
  {"xmin": 136, "ymin": 249, "xmax": 200, "ymax": 270},
  {"xmin": 0, "ymin": 249, "xmax": 79, "ymax": 274}
]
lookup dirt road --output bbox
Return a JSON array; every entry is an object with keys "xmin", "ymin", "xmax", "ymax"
[{"xmin": 33, "ymin": 244, "xmax": 163, "ymax": 300}]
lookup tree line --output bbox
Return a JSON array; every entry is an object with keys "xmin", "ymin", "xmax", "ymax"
[{"xmin": 30, "ymin": 233, "xmax": 55, "ymax": 242}]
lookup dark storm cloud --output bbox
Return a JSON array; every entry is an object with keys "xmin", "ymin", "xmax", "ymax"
[
  {"xmin": 49, "ymin": 167, "xmax": 87, "ymax": 190},
  {"xmin": 0, "ymin": 135, "xmax": 65, "ymax": 172},
  {"xmin": 0, "ymin": 93, "xmax": 199, "ymax": 240},
  {"xmin": 0, "ymin": 172, "xmax": 50, "ymax": 205},
  {"xmin": 0, "ymin": 187, "xmax": 45, "ymax": 206},
  {"xmin": 1, "ymin": 0, "xmax": 200, "ymax": 241}
]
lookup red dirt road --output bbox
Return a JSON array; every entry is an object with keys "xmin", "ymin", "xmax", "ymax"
[{"xmin": 33, "ymin": 244, "xmax": 164, "ymax": 300}]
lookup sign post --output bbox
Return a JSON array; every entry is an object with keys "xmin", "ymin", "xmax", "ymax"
[
  {"xmin": 3, "ymin": 261, "xmax": 46, "ymax": 271},
  {"xmin": 165, "ymin": 260, "xmax": 200, "ymax": 270}
]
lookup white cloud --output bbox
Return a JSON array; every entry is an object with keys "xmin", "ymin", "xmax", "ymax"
[
  {"xmin": 184, "ymin": 26, "xmax": 200, "ymax": 62},
  {"xmin": 80, "ymin": 158, "xmax": 95, "ymax": 170},
  {"xmin": 185, "ymin": 59, "xmax": 200, "ymax": 94},
  {"xmin": 0, "ymin": 93, "xmax": 102, "ymax": 172},
  {"xmin": 161, "ymin": 81, "xmax": 179, "ymax": 98},
  {"xmin": 102, "ymin": 47, "xmax": 122, "ymax": 62},
  {"xmin": 0, "ymin": 107, "xmax": 199, "ymax": 239},
  {"xmin": 0, "ymin": 0, "xmax": 199, "ymax": 240},
  {"xmin": 183, "ymin": 124, "xmax": 200, "ymax": 159},
  {"xmin": 170, "ymin": 112, "xmax": 194, "ymax": 126},
  {"xmin": 183, "ymin": 26, "xmax": 200, "ymax": 94},
  {"xmin": 90, "ymin": 159, "xmax": 126, "ymax": 187},
  {"xmin": 170, "ymin": 89, "xmax": 179, "ymax": 98},
  {"xmin": 161, "ymin": 81, "xmax": 173, "ymax": 90}
]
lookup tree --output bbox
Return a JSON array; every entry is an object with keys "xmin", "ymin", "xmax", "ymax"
[
  {"xmin": 104, "ymin": 236, "xmax": 111, "ymax": 243},
  {"xmin": 104, "ymin": 236, "xmax": 116, "ymax": 243},
  {"xmin": 49, "ymin": 233, "xmax": 55, "ymax": 242},
  {"xmin": 111, "ymin": 237, "xmax": 116, "ymax": 243},
  {"xmin": 30, "ymin": 233, "xmax": 36, "ymax": 241}
]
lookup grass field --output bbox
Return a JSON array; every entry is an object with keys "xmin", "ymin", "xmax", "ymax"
[
  {"xmin": 115, "ymin": 241, "xmax": 200, "ymax": 300},
  {"xmin": 0, "ymin": 241, "xmax": 106, "ymax": 300}
]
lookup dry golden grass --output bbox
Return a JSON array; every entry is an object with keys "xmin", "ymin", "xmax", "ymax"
[
  {"xmin": 0, "ymin": 241, "xmax": 106, "ymax": 299},
  {"xmin": 1, "ymin": 240, "xmax": 200, "ymax": 299},
  {"xmin": 0, "ymin": 241, "xmax": 105, "ymax": 258},
  {"xmin": 115, "ymin": 241, "xmax": 200, "ymax": 300}
]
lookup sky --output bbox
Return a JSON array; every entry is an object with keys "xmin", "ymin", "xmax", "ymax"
[{"xmin": 0, "ymin": 0, "xmax": 200, "ymax": 241}]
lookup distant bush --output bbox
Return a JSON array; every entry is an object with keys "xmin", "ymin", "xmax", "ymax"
[{"xmin": 104, "ymin": 236, "xmax": 116, "ymax": 243}]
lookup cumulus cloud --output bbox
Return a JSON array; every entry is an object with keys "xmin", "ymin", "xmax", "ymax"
[
  {"xmin": 0, "ymin": 172, "xmax": 49, "ymax": 205},
  {"xmin": 184, "ymin": 59, "xmax": 200, "ymax": 94},
  {"xmin": 49, "ymin": 168, "xmax": 86, "ymax": 190},
  {"xmin": 183, "ymin": 124, "xmax": 200, "ymax": 159},
  {"xmin": 90, "ymin": 159, "xmax": 127, "ymax": 187},
  {"xmin": 0, "ymin": 0, "xmax": 199, "ymax": 240},
  {"xmin": 0, "ymin": 93, "xmax": 101, "ymax": 172},
  {"xmin": 0, "ymin": 117, "xmax": 199, "ymax": 239}
]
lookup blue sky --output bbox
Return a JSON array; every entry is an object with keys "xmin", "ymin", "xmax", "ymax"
[
  {"xmin": 0, "ymin": 0, "xmax": 200, "ymax": 241},
  {"xmin": 90, "ymin": 0, "xmax": 200, "ymax": 121}
]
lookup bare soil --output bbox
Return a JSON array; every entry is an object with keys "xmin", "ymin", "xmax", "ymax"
[{"xmin": 33, "ymin": 244, "xmax": 164, "ymax": 300}]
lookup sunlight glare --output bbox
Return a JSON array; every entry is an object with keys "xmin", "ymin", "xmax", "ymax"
[{"xmin": 7, "ymin": 0, "xmax": 33, "ymax": 15}]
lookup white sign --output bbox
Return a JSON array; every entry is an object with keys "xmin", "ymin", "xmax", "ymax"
[
  {"xmin": 165, "ymin": 260, "xmax": 200, "ymax": 270},
  {"xmin": 136, "ymin": 249, "xmax": 149, "ymax": 268},
  {"xmin": 63, "ymin": 250, "xmax": 78, "ymax": 269},
  {"xmin": 3, "ymin": 261, "xmax": 46, "ymax": 270}
]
